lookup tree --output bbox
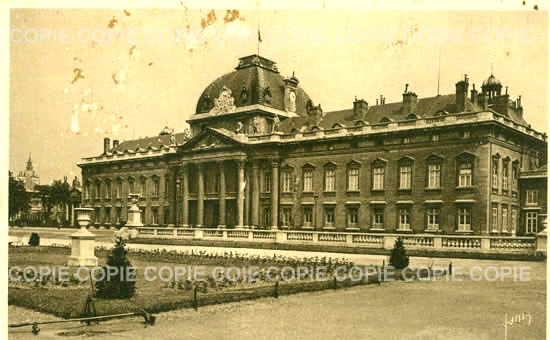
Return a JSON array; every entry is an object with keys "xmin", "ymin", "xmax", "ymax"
[
  {"xmin": 9, "ymin": 173, "xmax": 30, "ymax": 222},
  {"xmin": 36, "ymin": 180, "xmax": 71, "ymax": 225},
  {"xmin": 389, "ymin": 237, "xmax": 409, "ymax": 269},
  {"xmin": 36, "ymin": 184, "xmax": 55, "ymax": 224},
  {"xmin": 95, "ymin": 237, "xmax": 136, "ymax": 299}
]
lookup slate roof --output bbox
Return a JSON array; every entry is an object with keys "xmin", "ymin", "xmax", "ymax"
[
  {"xmin": 195, "ymin": 55, "xmax": 312, "ymax": 115},
  {"xmin": 279, "ymin": 93, "xmax": 528, "ymax": 133},
  {"xmin": 109, "ymin": 133, "xmax": 188, "ymax": 153}
]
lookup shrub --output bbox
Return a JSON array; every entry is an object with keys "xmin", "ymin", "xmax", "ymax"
[
  {"xmin": 389, "ymin": 237, "xmax": 409, "ymax": 269},
  {"xmin": 95, "ymin": 237, "xmax": 136, "ymax": 299},
  {"xmin": 28, "ymin": 233, "xmax": 40, "ymax": 246}
]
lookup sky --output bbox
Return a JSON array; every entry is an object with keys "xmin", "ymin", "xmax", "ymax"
[{"xmin": 9, "ymin": 8, "xmax": 548, "ymax": 183}]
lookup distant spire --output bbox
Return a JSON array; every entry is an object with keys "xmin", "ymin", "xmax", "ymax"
[{"xmin": 26, "ymin": 152, "xmax": 33, "ymax": 170}]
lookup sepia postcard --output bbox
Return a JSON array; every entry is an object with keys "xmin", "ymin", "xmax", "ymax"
[{"xmin": 3, "ymin": 1, "xmax": 549, "ymax": 339}]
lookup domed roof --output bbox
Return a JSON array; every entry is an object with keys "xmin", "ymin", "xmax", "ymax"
[
  {"xmin": 195, "ymin": 55, "xmax": 312, "ymax": 115},
  {"xmin": 482, "ymin": 74, "xmax": 501, "ymax": 87}
]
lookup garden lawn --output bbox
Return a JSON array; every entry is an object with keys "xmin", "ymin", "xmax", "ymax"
[{"xmin": 8, "ymin": 246, "xmax": 376, "ymax": 318}]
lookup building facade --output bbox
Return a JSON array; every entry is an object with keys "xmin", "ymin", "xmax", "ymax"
[{"xmin": 79, "ymin": 55, "xmax": 547, "ymax": 236}]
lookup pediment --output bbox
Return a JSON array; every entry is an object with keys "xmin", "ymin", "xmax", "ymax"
[{"xmin": 179, "ymin": 129, "xmax": 241, "ymax": 152}]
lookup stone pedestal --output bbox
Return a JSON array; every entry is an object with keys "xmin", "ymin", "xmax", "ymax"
[
  {"xmin": 125, "ymin": 193, "xmax": 143, "ymax": 239},
  {"xmin": 536, "ymin": 215, "xmax": 547, "ymax": 256},
  {"xmin": 68, "ymin": 208, "xmax": 98, "ymax": 267}
]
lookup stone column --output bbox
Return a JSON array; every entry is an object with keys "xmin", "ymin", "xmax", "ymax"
[
  {"xmin": 251, "ymin": 162, "xmax": 260, "ymax": 228},
  {"xmin": 218, "ymin": 161, "xmax": 226, "ymax": 228},
  {"xmin": 182, "ymin": 165, "xmax": 189, "ymax": 227},
  {"xmin": 271, "ymin": 158, "xmax": 279, "ymax": 230},
  {"xmin": 71, "ymin": 203, "xmax": 75, "ymax": 226},
  {"xmin": 237, "ymin": 160, "xmax": 245, "ymax": 228},
  {"xmin": 244, "ymin": 163, "xmax": 250, "ymax": 228},
  {"xmin": 197, "ymin": 163, "xmax": 204, "ymax": 227}
]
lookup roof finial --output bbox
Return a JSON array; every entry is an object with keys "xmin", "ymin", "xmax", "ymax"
[{"xmin": 405, "ymin": 83, "xmax": 409, "ymax": 93}]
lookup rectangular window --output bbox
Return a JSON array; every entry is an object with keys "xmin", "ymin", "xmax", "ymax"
[
  {"xmin": 398, "ymin": 208, "xmax": 411, "ymax": 230},
  {"xmin": 105, "ymin": 181, "xmax": 112, "ymax": 199},
  {"xmin": 264, "ymin": 172, "xmax": 271, "ymax": 193},
  {"xmin": 85, "ymin": 183, "xmax": 91, "ymax": 199},
  {"xmin": 373, "ymin": 208, "xmax": 384, "ymax": 227},
  {"xmin": 175, "ymin": 181, "xmax": 181, "ymax": 197},
  {"xmin": 402, "ymin": 137, "xmax": 410, "ymax": 144},
  {"xmin": 282, "ymin": 208, "xmax": 291, "ymax": 226},
  {"xmin": 105, "ymin": 207, "xmax": 111, "ymax": 223},
  {"xmin": 152, "ymin": 208, "xmax": 159, "ymax": 225},
  {"xmin": 457, "ymin": 207, "xmax": 471, "ymax": 231},
  {"xmin": 129, "ymin": 180, "xmax": 135, "ymax": 195},
  {"xmin": 116, "ymin": 207, "xmax": 121, "ymax": 224},
  {"xmin": 512, "ymin": 166, "xmax": 518, "ymax": 191},
  {"xmin": 526, "ymin": 190, "xmax": 538, "ymax": 205},
  {"xmin": 325, "ymin": 207, "xmax": 335, "ymax": 225},
  {"xmin": 491, "ymin": 206, "xmax": 498, "ymax": 232},
  {"xmin": 427, "ymin": 208, "xmax": 440, "ymax": 231},
  {"xmin": 458, "ymin": 162, "xmax": 472, "ymax": 187},
  {"xmin": 428, "ymin": 164, "xmax": 441, "ymax": 189},
  {"xmin": 153, "ymin": 179, "xmax": 160, "ymax": 197},
  {"xmin": 140, "ymin": 208, "xmax": 145, "ymax": 225},
  {"xmin": 116, "ymin": 181, "xmax": 122, "ymax": 198},
  {"xmin": 526, "ymin": 212, "xmax": 538, "ymax": 234},
  {"xmin": 164, "ymin": 207, "xmax": 170, "ymax": 225},
  {"xmin": 502, "ymin": 207, "xmax": 508, "ymax": 232},
  {"xmin": 347, "ymin": 168, "xmax": 359, "ymax": 191},
  {"xmin": 303, "ymin": 207, "xmax": 313, "ymax": 227},
  {"xmin": 492, "ymin": 160, "xmax": 499, "ymax": 188},
  {"xmin": 511, "ymin": 208, "xmax": 517, "ymax": 233},
  {"xmin": 431, "ymin": 134, "xmax": 439, "ymax": 142},
  {"xmin": 94, "ymin": 207, "xmax": 100, "ymax": 224},
  {"xmin": 263, "ymin": 208, "xmax": 271, "ymax": 226},
  {"xmin": 214, "ymin": 174, "xmax": 220, "ymax": 193},
  {"xmin": 94, "ymin": 183, "xmax": 100, "ymax": 199},
  {"xmin": 348, "ymin": 207, "xmax": 358, "ymax": 226},
  {"xmin": 164, "ymin": 176, "xmax": 170, "ymax": 198},
  {"xmin": 325, "ymin": 169, "xmax": 335, "ymax": 191},
  {"xmin": 283, "ymin": 172, "xmax": 292, "ymax": 192},
  {"xmin": 373, "ymin": 167, "xmax": 385, "ymax": 190},
  {"xmin": 140, "ymin": 178, "xmax": 147, "ymax": 197},
  {"xmin": 399, "ymin": 165, "xmax": 412, "ymax": 190},
  {"xmin": 502, "ymin": 164, "xmax": 509, "ymax": 191},
  {"xmin": 462, "ymin": 131, "xmax": 471, "ymax": 139},
  {"xmin": 303, "ymin": 170, "xmax": 313, "ymax": 192}
]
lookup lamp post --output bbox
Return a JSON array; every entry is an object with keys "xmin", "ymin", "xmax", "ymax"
[{"xmin": 67, "ymin": 207, "xmax": 98, "ymax": 267}]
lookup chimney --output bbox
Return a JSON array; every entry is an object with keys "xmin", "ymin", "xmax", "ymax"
[
  {"xmin": 493, "ymin": 90, "xmax": 510, "ymax": 117},
  {"xmin": 309, "ymin": 104, "xmax": 323, "ymax": 124},
  {"xmin": 470, "ymin": 83, "xmax": 478, "ymax": 107},
  {"xmin": 402, "ymin": 84, "xmax": 418, "ymax": 115},
  {"xmin": 380, "ymin": 95, "xmax": 383, "ymax": 105},
  {"xmin": 353, "ymin": 97, "xmax": 368, "ymax": 116},
  {"xmin": 103, "ymin": 137, "xmax": 111, "ymax": 155},
  {"xmin": 113, "ymin": 139, "xmax": 120, "ymax": 148},
  {"xmin": 516, "ymin": 95, "xmax": 523, "ymax": 117},
  {"xmin": 477, "ymin": 92, "xmax": 488, "ymax": 110},
  {"xmin": 455, "ymin": 74, "xmax": 469, "ymax": 113}
]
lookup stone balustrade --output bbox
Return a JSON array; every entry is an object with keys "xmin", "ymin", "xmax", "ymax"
[{"xmin": 134, "ymin": 227, "xmax": 538, "ymax": 255}]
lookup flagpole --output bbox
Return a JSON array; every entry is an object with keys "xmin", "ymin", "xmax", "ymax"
[{"xmin": 257, "ymin": 11, "xmax": 261, "ymax": 56}]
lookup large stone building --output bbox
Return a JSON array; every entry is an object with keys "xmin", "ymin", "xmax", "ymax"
[{"xmin": 79, "ymin": 54, "xmax": 547, "ymax": 236}]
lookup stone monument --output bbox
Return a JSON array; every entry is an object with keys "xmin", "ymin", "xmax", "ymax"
[{"xmin": 68, "ymin": 207, "xmax": 98, "ymax": 267}]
